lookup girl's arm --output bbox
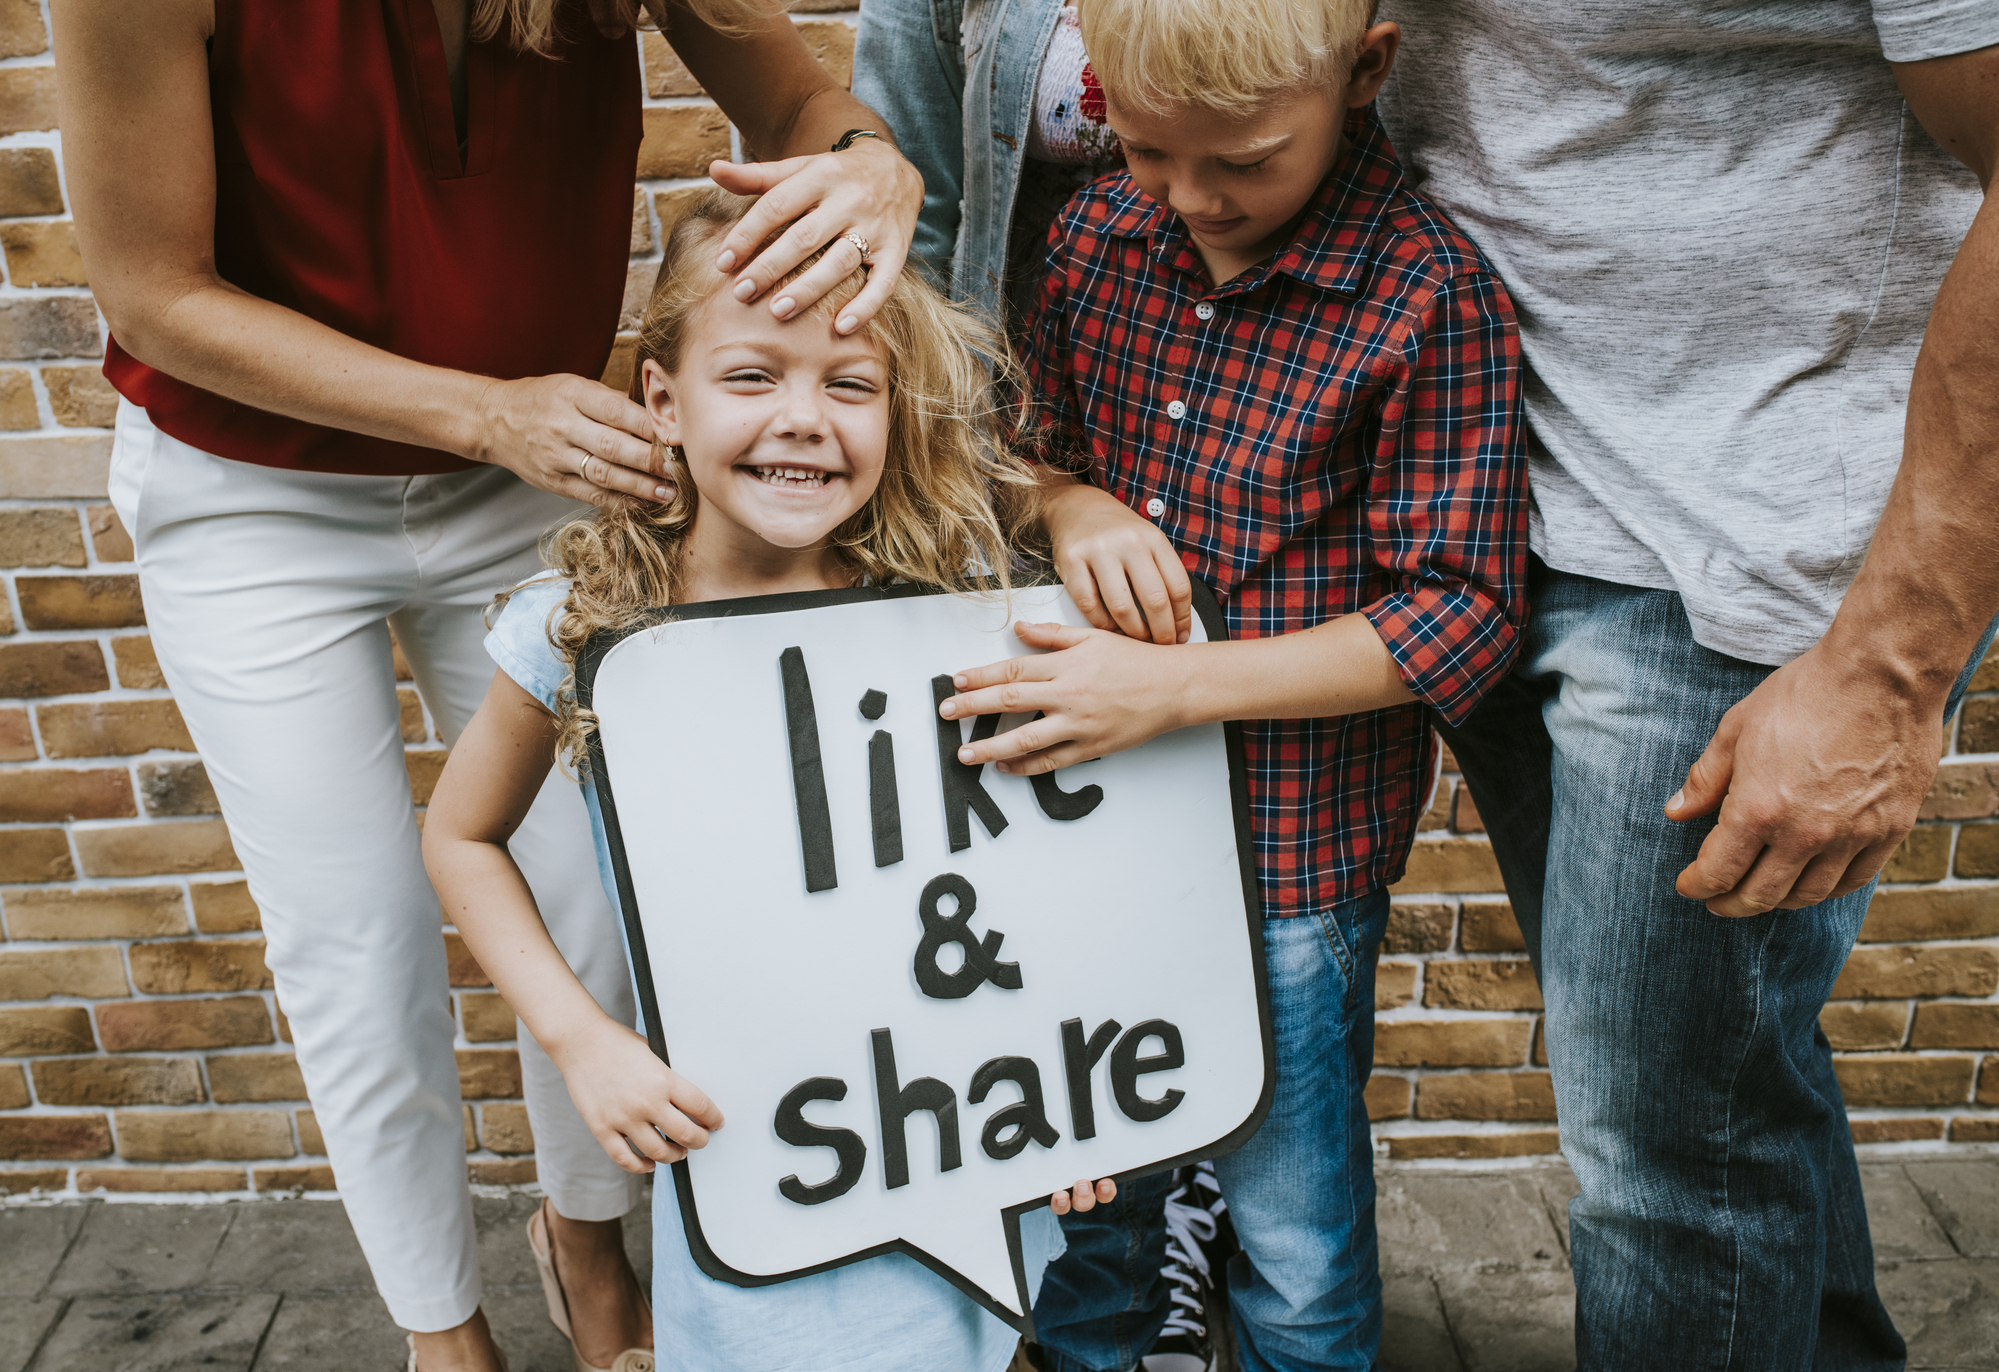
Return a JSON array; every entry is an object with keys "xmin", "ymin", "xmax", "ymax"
[{"xmin": 423, "ymin": 669, "xmax": 723, "ymax": 1172}]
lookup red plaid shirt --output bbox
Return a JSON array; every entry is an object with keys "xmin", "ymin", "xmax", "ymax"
[{"xmin": 1018, "ymin": 109, "xmax": 1528, "ymax": 916}]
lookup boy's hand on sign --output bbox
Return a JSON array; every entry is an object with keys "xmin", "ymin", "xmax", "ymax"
[
  {"xmin": 942, "ymin": 621, "xmax": 1190, "ymax": 774},
  {"xmin": 558, "ymin": 1019, "xmax": 724, "ymax": 1174},
  {"xmin": 1048, "ymin": 1178, "xmax": 1119, "ymax": 1215},
  {"xmin": 1040, "ymin": 480, "xmax": 1193, "ymax": 645}
]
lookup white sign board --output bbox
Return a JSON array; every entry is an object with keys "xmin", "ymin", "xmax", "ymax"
[{"xmin": 579, "ymin": 582, "xmax": 1271, "ymax": 1331}]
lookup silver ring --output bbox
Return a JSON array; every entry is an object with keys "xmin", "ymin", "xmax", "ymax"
[
  {"xmin": 839, "ymin": 231, "xmax": 872, "ymax": 265},
  {"xmin": 577, "ymin": 452, "xmax": 594, "ymax": 482}
]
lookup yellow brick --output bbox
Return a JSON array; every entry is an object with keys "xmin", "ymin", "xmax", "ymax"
[
  {"xmin": 0, "ymin": 221, "xmax": 86, "ymax": 287},
  {"xmin": 1391, "ymin": 839, "xmax": 1504, "ymax": 894},
  {"xmin": 638, "ymin": 105, "xmax": 730, "ymax": 179},
  {"xmin": 1385, "ymin": 1130, "xmax": 1560, "ymax": 1160},
  {"xmin": 115, "ymin": 1108, "xmax": 295, "ymax": 1162},
  {"xmin": 1832, "ymin": 1054, "xmax": 1975, "ymax": 1107},
  {"xmin": 0, "ymin": 945, "xmax": 129, "ymax": 1000}
]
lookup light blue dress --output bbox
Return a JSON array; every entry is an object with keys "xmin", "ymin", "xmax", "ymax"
[{"xmin": 485, "ymin": 577, "xmax": 1064, "ymax": 1372}]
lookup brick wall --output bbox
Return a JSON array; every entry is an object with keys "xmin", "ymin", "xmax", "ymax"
[{"xmin": 2, "ymin": 0, "xmax": 1995, "ymax": 1199}]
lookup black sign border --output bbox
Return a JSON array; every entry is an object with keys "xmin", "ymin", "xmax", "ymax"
[{"xmin": 577, "ymin": 578, "xmax": 1274, "ymax": 1337}]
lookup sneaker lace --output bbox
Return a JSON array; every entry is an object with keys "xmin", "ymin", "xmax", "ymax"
[{"xmin": 1157, "ymin": 1174, "xmax": 1221, "ymax": 1340}]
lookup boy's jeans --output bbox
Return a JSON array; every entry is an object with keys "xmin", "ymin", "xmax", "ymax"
[
  {"xmin": 1441, "ymin": 560, "xmax": 1997, "ymax": 1371},
  {"xmin": 1034, "ymin": 890, "xmax": 1391, "ymax": 1372}
]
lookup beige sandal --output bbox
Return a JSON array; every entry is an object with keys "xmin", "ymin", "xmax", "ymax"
[
  {"xmin": 406, "ymin": 1333, "xmax": 510, "ymax": 1372},
  {"xmin": 528, "ymin": 1197, "xmax": 656, "ymax": 1372}
]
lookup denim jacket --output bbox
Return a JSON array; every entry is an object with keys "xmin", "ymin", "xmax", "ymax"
[{"xmin": 854, "ymin": 0, "xmax": 1065, "ymax": 321}]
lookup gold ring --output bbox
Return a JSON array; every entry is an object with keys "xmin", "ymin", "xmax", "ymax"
[{"xmin": 840, "ymin": 231, "xmax": 871, "ymax": 265}]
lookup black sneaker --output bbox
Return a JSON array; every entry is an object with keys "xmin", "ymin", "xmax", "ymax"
[{"xmin": 1142, "ymin": 1161, "xmax": 1236, "ymax": 1372}]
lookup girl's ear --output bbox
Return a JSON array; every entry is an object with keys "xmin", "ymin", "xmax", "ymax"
[{"xmin": 642, "ymin": 359, "xmax": 680, "ymax": 448}]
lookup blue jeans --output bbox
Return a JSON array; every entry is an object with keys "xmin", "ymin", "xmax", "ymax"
[
  {"xmin": 1440, "ymin": 561, "xmax": 1998, "ymax": 1371},
  {"xmin": 1035, "ymin": 891, "xmax": 1390, "ymax": 1372}
]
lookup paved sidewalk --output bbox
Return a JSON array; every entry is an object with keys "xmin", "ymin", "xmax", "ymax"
[{"xmin": 1, "ymin": 1160, "xmax": 1993, "ymax": 1371}]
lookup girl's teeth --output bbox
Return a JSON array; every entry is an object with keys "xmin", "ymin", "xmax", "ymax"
[{"xmin": 755, "ymin": 466, "xmax": 828, "ymax": 487}]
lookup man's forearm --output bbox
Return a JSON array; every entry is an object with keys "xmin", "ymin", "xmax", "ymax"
[{"xmin": 1820, "ymin": 111, "xmax": 1999, "ymax": 706}]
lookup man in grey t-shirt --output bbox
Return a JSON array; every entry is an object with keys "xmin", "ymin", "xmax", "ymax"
[{"xmin": 1378, "ymin": 2, "xmax": 1999, "ymax": 1367}]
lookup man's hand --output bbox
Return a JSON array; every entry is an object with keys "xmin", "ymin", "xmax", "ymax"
[
  {"xmin": 941, "ymin": 621, "xmax": 1193, "ymax": 774},
  {"xmin": 1667, "ymin": 641, "xmax": 1949, "ymax": 917},
  {"xmin": 1040, "ymin": 477, "xmax": 1193, "ymax": 644}
]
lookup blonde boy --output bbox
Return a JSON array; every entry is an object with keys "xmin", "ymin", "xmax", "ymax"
[{"xmin": 940, "ymin": 2, "xmax": 1529, "ymax": 1368}]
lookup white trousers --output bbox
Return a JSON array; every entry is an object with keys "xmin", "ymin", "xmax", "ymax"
[{"xmin": 110, "ymin": 401, "xmax": 644, "ymax": 1331}]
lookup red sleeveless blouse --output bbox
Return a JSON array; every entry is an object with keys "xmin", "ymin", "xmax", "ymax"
[{"xmin": 103, "ymin": 0, "xmax": 643, "ymax": 475}]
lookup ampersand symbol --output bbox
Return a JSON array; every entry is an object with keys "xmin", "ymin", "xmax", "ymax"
[{"xmin": 912, "ymin": 873, "xmax": 1023, "ymax": 1000}]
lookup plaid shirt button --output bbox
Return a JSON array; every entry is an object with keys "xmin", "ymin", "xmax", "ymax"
[
  {"xmin": 1195, "ymin": 302, "xmax": 1215, "ymax": 320},
  {"xmin": 1145, "ymin": 497, "xmax": 1166, "ymax": 517},
  {"xmin": 1165, "ymin": 399, "xmax": 1186, "ymax": 419}
]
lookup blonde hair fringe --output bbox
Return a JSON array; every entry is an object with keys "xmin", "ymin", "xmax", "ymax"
[
  {"xmin": 534, "ymin": 190, "xmax": 1041, "ymax": 772},
  {"xmin": 473, "ymin": 0, "xmax": 774, "ymax": 55},
  {"xmin": 1078, "ymin": 0, "xmax": 1376, "ymax": 117}
]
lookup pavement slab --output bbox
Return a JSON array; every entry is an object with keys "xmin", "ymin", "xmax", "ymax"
[
  {"xmin": 1433, "ymin": 1270, "xmax": 1577, "ymax": 1372},
  {"xmin": 1863, "ymin": 1164, "xmax": 1960, "ymax": 1264},
  {"xmin": 28, "ymin": 1291, "xmax": 280, "ymax": 1372},
  {"xmin": 45, "ymin": 1203, "xmax": 235, "ymax": 1297},
  {"xmin": 471, "ymin": 1193, "xmax": 546, "ymax": 1293},
  {"xmin": 0, "ymin": 1206, "xmax": 85, "ymax": 1297},
  {"xmin": 203, "ymin": 1202, "xmax": 374, "ymax": 1293},
  {"xmin": 1376, "ymin": 1171, "xmax": 1568, "ymax": 1276},
  {"xmin": 1, "ymin": 1158, "xmax": 1993, "ymax": 1370},
  {"xmin": 0, "ymin": 1300, "xmax": 63, "ymax": 1372},
  {"xmin": 1906, "ymin": 1161, "xmax": 1999, "ymax": 1259},
  {"xmin": 481, "ymin": 1291, "xmax": 591, "ymax": 1372},
  {"xmin": 248, "ymin": 1293, "xmax": 408, "ymax": 1372},
  {"xmin": 1379, "ymin": 1273, "xmax": 1463, "ymax": 1372},
  {"xmin": 1532, "ymin": 1169, "xmax": 1579, "ymax": 1259},
  {"xmin": 1877, "ymin": 1258, "xmax": 1999, "ymax": 1369}
]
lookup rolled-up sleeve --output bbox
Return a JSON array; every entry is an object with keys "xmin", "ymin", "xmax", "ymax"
[
  {"xmin": 1872, "ymin": 0, "xmax": 1999, "ymax": 62},
  {"xmin": 1361, "ymin": 269, "xmax": 1528, "ymax": 726}
]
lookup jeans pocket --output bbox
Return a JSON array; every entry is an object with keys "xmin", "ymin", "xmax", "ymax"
[{"xmin": 1306, "ymin": 891, "xmax": 1391, "ymax": 1020}]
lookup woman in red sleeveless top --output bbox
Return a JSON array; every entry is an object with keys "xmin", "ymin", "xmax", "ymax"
[{"xmin": 53, "ymin": 3, "xmax": 922, "ymax": 1369}]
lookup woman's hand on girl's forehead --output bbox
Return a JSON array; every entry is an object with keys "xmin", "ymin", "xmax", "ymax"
[{"xmin": 707, "ymin": 135, "xmax": 923, "ymax": 336}]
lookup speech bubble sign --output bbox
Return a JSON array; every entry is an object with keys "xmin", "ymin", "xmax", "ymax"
[{"xmin": 577, "ymin": 581, "xmax": 1271, "ymax": 1332}]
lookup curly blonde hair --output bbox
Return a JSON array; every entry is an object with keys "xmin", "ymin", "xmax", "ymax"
[
  {"xmin": 533, "ymin": 189, "xmax": 1040, "ymax": 770},
  {"xmin": 474, "ymin": 0, "xmax": 771, "ymax": 54}
]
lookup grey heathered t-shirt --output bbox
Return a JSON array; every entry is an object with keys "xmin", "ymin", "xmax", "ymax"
[{"xmin": 1377, "ymin": 1, "xmax": 1998, "ymax": 666}]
